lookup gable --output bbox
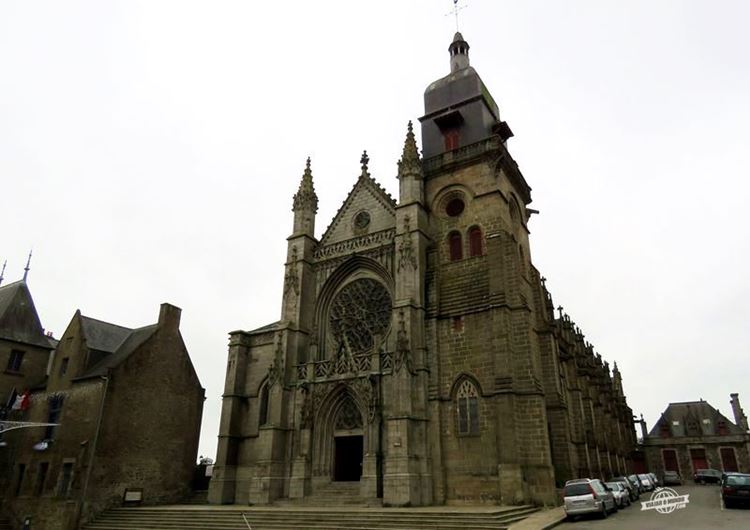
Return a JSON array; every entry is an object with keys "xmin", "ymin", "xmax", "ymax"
[
  {"xmin": 0, "ymin": 281, "xmax": 51, "ymax": 348},
  {"xmin": 319, "ymin": 176, "xmax": 397, "ymax": 247}
]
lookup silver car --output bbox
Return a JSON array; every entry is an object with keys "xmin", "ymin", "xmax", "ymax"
[
  {"xmin": 564, "ymin": 478, "xmax": 617, "ymax": 520},
  {"xmin": 605, "ymin": 481, "xmax": 631, "ymax": 508},
  {"xmin": 638, "ymin": 473, "xmax": 654, "ymax": 491}
]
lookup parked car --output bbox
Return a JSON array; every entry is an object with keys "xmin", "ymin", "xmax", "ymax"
[
  {"xmin": 628, "ymin": 474, "xmax": 644, "ymax": 494},
  {"xmin": 605, "ymin": 481, "xmax": 631, "ymax": 508},
  {"xmin": 612, "ymin": 475, "xmax": 640, "ymax": 501},
  {"xmin": 563, "ymin": 478, "xmax": 618, "ymax": 520},
  {"xmin": 721, "ymin": 473, "xmax": 750, "ymax": 508},
  {"xmin": 649, "ymin": 472, "xmax": 659, "ymax": 487},
  {"xmin": 721, "ymin": 471, "xmax": 741, "ymax": 485},
  {"xmin": 663, "ymin": 470, "xmax": 682, "ymax": 486},
  {"xmin": 637, "ymin": 473, "xmax": 655, "ymax": 491},
  {"xmin": 694, "ymin": 468, "xmax": 722, "ymax": 484}
]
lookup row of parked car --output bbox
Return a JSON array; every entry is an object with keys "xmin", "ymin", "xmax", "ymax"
[
  {"xmin": 692, "ymin": 469, "xmax": 750, "ymax": 508},
  {"xmin": 563, "ymin": 474, "xmax": 656, "ymax": 521}
]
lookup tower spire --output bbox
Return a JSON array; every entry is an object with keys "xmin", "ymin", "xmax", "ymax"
[
  {"xmin": 22, "ymin": 250, "xmax": 32, "ymax": 282},
  {"xmin": 292, "ymin": 157, "xmax": 318, "ymax": 236}
]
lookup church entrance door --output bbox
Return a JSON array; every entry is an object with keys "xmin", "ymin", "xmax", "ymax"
[{"xmin": 334, "ymin": 435, "xmax": 363, "ymax": 481}]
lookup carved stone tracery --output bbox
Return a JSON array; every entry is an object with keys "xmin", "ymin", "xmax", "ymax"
[{"xmin": 329, "ymin": 278, "xmax": 392, "ymax": 356}]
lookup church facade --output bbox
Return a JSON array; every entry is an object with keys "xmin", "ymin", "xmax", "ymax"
[{"xmin": 209, "ymin": 34, "xmax": 636, "ymax": 507}]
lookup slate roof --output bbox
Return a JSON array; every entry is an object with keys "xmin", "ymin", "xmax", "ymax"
[
  {"xmin": 79, "ymin": 316, "xmax": 132, "ymax": 353},
  {"xmin": 0, "ymin": 280, "xmax": 54, "ymax": 348},
  {"xmin": 73, "ymin": 314, "xmax": 159, "ymax": 380},
  {"xmin": 648, "ymin": 400, "xmax": 745, "ymax": 438},
  {"xmin": 78, "ymin": 324, "xmax": 158, "ymax": 379}
]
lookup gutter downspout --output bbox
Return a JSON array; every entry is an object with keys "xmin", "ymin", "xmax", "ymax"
[{"xmin": 76, "ymin": 371, "xmax": 110, "ymax": 528}]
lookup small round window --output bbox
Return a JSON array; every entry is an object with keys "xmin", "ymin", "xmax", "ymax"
[
  {"xmin": 445, "ymin": 198, "xmax": 465, "ymax": 217},
  {"xmin": 354, "ymin": 211, "xmax": 371, "ymax": 230}
]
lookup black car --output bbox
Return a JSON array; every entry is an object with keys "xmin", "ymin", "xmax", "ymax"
[
  {"xmin": 722, "ymin": 473, "xmax": 750, "ymax": 508},
  {"xmin": 694, "ymin": 468, "xmax": 722, "ymax": 484}
]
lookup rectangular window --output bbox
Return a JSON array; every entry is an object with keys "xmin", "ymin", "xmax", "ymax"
[
  {"xmin": 35, "ymin": 462, "xmax": 49, "ymax": 496},
  {"xmin": 15, "ymin": 464, "xmax": 26, "ymax": 496},
  {"xmin": 7, "ymin": 350, "xmax": 25, "ymax": 372},
  {"xmin": 58, "ymin": 462, "xmax": 74, "ymax": 497},
  {"xmin": 59, "ymin": 357, "xmax": 69, "ymax": 377},
  {"xmin": 45, "ymin": 395, "xmax": 64, "ymax": 440},
  {"xmin": 443, "ymin": 129, "xmax": 460, "ymax": 151}
]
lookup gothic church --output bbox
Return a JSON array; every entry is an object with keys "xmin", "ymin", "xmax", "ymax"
[{"xmin": 209, "ymin": 33, "xmax": 636, "ymax": 507}]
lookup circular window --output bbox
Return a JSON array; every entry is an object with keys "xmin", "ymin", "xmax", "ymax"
[
  {"xmin": 445, "ymin": 198, "xmax": 465, "ymax": 217},
  {"xmin": 354, "ymin": 211, "xmax": 371, "ymax": 230},
  {"xmin": 329, "ymin": 278, "xmax": 392, "ymax": 355}
]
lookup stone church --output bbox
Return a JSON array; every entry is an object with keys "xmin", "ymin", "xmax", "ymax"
[{"xmin": 209, "ymin": 33, "xmax": 636, "ymax": 508}]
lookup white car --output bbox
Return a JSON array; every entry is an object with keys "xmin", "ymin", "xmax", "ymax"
[
  {"xmin": 564, "ymin": 479, "xmax": 617, "ymax": 520},
  {"xmin": 606, "ymin": 481, "xmax": 631, "ymax": 508}
]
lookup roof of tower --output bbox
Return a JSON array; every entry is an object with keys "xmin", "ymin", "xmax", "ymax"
[
  {"xmin": 453, "ymin": 32, "xmax": 466, "ymax": 43},
  {"xmin": 0, "ymin": 280, "xmax": 54, "ymax": 348}
]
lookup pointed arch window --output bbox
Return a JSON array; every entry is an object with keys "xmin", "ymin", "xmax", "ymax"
[
  {"xmin": 468, "ymin": 226, "xmax": 483, "ymax": 257},
  {"xmin": 259, "ymin": 382, "xmax": 269, "ymax": 426},
  {"xmin": 456, "ymin": 379, "xmax": 480, "ymax": 436},
  {"xmin": 448, "ymin": 231, "xmax": 463, "ymax": 261}
]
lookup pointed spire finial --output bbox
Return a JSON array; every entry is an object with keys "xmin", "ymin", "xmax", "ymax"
[
  {"xmin": 398, "ymin": 121, "xmax": 422, "ymax": 179},
  {"xmin": 0, "ymin": 260, "xmax": 6, "ymax": 286},
  {"xmin": 360, "ymin": 150, "xmax": 370, "ymax": 178},
  {"xmin": 292, "ymin": 157, "xmax": 318, "ymax": 213},
  {"xmin": 23, "ymin": 250, "xmax": 32, "ymax": 282}
]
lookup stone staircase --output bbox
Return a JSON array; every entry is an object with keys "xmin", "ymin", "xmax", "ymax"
[
  {"xmin": 0, "ymin": 517, "xmax": 11, "ymax": 530},
  {"xmin": 83, "ymin": 504, "xmax": 540, "ymax": 530},
  {"xmin": 184, "ymin": 489, "xmax": 209, "ymax": 505},
  {"xmin": 274, "ymin": 481, "xmax": 374, "ymax": 506}
]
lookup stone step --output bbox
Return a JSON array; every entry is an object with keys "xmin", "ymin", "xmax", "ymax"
[{"xmin": 83, "ymin": 505, "xmax": 539, "ymax": 530}]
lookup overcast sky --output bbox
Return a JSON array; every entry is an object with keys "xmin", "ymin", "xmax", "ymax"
[{"xmin": 2, "ymin": 1, "xmax": 749, "ymax": 459}]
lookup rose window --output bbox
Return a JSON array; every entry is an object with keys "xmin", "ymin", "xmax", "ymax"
[{"xmin": 329, "ymin": 278, "xmax": 392, "ymax": 355}]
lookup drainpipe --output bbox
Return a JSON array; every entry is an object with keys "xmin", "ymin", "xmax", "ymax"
[{"xmin": 76, "ymin": 372, "xmax": 110, "ymax": 528}]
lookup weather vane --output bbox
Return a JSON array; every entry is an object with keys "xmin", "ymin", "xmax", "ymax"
[{"xmin": 446, "ymin": 0, "xmax": 468, "ymax": 32}]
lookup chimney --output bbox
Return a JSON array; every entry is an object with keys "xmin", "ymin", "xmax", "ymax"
[
  {"xmin": 730, "ymin": 393, "xmax": 749, "ymax": 431},
  {"xmin": 638, "ymin": 414, "xmax": 648, "ymax": 440},
  {"xmin": 158, "ymin": 303, "xmax": 182, "ymax": 332}
]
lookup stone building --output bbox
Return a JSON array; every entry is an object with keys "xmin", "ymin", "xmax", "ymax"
[
  {"xmin": 0, "ymin": 279, "xmax": 56, "ymax": 418},
  {"xmin": 209, "ymin": 33, "xmax": 635, "ymax": 508},
  {"xmin": 2, "ymin": 303, "xmax": 204, "ymax": 530},
  {"xmin": 1, "ymin": 279, "xmax": 58, "ymax": 507},
  {"xmin": 643, "ymin": 395, "xmax": 750, "ymax": 478}
]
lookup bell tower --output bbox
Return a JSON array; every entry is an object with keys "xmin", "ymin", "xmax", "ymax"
[{"xmin": 419, "ymin": 33, "xmax": 513, "ymax": 160}]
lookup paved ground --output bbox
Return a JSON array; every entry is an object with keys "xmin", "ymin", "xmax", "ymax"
[{"xmin": 557, "ymin": 484, "xmax": 750, "ymax": 529}]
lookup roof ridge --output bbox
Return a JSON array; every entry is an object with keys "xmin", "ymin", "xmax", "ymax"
[{"xmin": 79, "ymin": 314, "xmax": 133, "ymax": 331}]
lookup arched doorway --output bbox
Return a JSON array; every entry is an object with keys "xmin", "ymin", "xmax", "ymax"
[{"xmin": 332, "ymin": 395, "xmax": 363, "ymax": 482}]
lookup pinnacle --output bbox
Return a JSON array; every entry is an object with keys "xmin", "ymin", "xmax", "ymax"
[
  {"xmin": 292, "ymin": 157, "xmax": 318, "ymax": 213},
  {"xmin": 397, "ymin": 121, "xmax": 421, "ymax": 178}
]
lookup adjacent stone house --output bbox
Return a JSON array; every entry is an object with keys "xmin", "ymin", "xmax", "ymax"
[
  {"xmin": 643, "ymin": 395, "xmax": 750, "ymax": 478},
  {"xmin": 0, "ymin": 279, "xmax": 57, "ymax": 497},
  {"xmin": 209, "ymin": 33, "xmax": 636, "ymax": 508},
  {"xmin": 3, "ymin": 303, "xmax": 204, "ymax": 530}
]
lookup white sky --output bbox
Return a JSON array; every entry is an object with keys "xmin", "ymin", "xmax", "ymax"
[{"xmin": 2, "ymin": 1, "xmax": 749, "ymax": 460}]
